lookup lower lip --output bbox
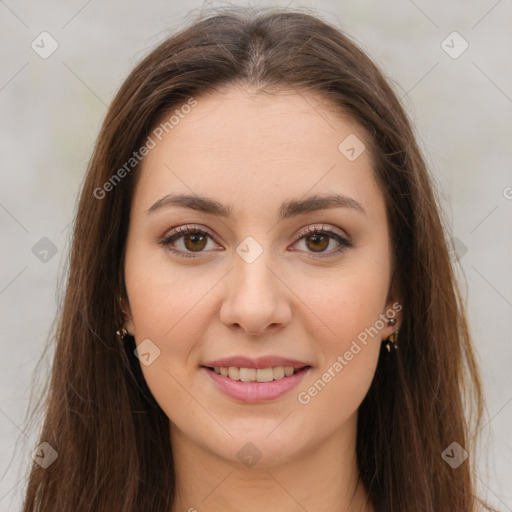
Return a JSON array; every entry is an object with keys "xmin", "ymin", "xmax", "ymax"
[{"xmin": 202, "ymin": 366, "xmax": 311, "ymax": 403}]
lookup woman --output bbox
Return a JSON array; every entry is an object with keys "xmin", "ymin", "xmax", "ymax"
[{"xmin": 22, "ymin": 6, "xmax": 498, "ymax": 511}]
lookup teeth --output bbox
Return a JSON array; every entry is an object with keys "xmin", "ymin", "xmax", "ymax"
[
  {"xmin": 256, "ymin": 368, "xmax": 274, "ymax": 382},
  {"xmin": 228, "ymin": 367, "xmax": 239, "ymax": 380},
  {"xmin": 212, "ymin": 366, "xmax": 303, "ymax": 382},
  {"xmin": 273, "ymin": 366, "xmax": 285, "ymax": 379},
  {"xmin": 239, "ymin": 368, "xmax": 256, "ymax": 382}
]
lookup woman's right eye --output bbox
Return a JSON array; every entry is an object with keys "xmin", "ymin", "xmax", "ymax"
[{"xmin": 158, "ymin": 226, "xmax": 219, "ymax": 259}]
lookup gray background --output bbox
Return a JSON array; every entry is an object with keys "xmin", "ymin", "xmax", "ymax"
[{"xmin": 1, "ymin": 0, "xmax": 511, "ymax": 510}]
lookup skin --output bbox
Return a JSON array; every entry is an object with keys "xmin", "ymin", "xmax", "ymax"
[{"xmin": 122, "ymin": 85, "xmax": 402, "ymax": 512}]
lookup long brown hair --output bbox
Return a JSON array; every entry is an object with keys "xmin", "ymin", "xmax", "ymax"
[{"xmin": 21, "ymin": 5, "xmax": 498, "ymax": 511}]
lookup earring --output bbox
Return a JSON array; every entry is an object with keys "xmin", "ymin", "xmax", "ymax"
[
  {"xmin": 385, "ymin": 317, "xmax": 398, "ymax": 352},
  {"xmin": 116, "ymin": 327, "xmax": 129, "ymax": 342}
]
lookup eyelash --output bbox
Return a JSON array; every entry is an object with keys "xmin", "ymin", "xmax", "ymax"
[{"xmin": 158, "ymin": 224, "xmax": 353, "ymax": 260}]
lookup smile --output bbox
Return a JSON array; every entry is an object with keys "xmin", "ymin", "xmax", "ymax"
[
  {"xmin": 208, "ymin": 366, "xmax": 304, "ymax": 382},
  {"xmin": 201, "ymin": 365, "xmax": 312, "ymax": 402}
]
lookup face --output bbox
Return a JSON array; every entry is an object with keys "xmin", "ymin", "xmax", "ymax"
[{"xmin": 122, "ymin": 86, "xmax": 401, "ymax": 467}]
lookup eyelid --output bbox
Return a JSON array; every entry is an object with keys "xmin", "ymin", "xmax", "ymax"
[
  {"xmin": 293, "ymin": 223, "xmax": 348, "ymax": 241},
  {"xmin": 166, "ymin": 223, "xmax": 217, "ymax": 240}
]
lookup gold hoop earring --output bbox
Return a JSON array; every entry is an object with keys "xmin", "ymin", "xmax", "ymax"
[
  {"xmin": 116, "ymin": 327, "xmax": 129, "ymax": 342},
  {"xmin": 385, "ymin": 330, "xmax": 398, "ymax": 352}
]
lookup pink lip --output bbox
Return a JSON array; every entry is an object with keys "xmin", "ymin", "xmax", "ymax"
[
  {"xmin": 202, "ymin": 366, "xmax": 312, "ymax": 403},
  {"xmin": 202, "ymin": 356, "xmax": 310, "ymax": 369}
]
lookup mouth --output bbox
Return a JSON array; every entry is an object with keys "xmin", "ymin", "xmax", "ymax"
[
  {"xmin": 202, "ymin": 365, "xmax": 311, "ymax": 383},
  {"xmin": 200, "ymin": 364, "xmax": 312, "ymax": 403}
]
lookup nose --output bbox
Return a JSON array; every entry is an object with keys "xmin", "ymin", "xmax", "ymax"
[{"xmin": 219, "ymin": 249, "xmax": 292, "ymax": 336}]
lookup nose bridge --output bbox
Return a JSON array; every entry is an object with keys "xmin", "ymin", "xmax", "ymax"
[
  {"xmin": 220, "ymin": 239, "xmax": 290, "ymax": 334},
  {"xmin": 235, "ymin": 246, "xmax": 276, "ymax": 302}
]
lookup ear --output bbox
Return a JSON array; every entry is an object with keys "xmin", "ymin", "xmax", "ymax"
[
  {"xmin": 380, "ymin": 274, "xmax": 403, "ymax": 339},
  {"xmin": 119, "ymin": 296, "xmax": 135, "ymax": 336},
  {"xmin": 380, "ymin": 299, "xmax": 403, "ymax": 340}
]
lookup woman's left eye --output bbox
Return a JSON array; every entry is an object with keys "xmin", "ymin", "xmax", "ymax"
[
  {"xmin": 158, "ymin": 224, "xmax": 353, "ymax": 259},
  {"xmin": 292, "ymin": 225, "xmax": 353, "ymax": 258}
]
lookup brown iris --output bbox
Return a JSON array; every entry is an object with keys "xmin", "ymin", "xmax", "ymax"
[
  {"xmin": 183, "ymin": 232, "xmax": 208, "ymax": 252},
  {"xmin": 305, "ymin": 233, "xmax": 329, "ymax": 252}
]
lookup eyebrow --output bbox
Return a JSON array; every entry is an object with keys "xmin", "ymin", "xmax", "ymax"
[{"xmin": 146, "ymin": 192, "xmax": 366, "ymax": 219}]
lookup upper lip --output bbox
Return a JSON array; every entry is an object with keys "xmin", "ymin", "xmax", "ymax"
[{"xmin": 202, "ymin": 356, "xmax": 311, "ymax": 369}]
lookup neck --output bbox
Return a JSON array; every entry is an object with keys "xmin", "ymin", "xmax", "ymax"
[{"xmin": 169, "ymin": 414, "xmax": 374, "ymax": 512}]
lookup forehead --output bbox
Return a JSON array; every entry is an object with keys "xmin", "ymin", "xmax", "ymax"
[{"xmin": 131, "ymin": 86, "xmax": 383, "ymax": 223}]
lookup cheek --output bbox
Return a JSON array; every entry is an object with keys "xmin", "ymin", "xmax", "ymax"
[
  {"xmin": 294, "ymin": 343, "xmax": 378, "ymax": 443},
  {"xmin": 291, "ymin": 279, "xmax": 385, "ymax": 433},
  {"xmin": 296, "ymin": 263, "xmax": 390, "ymax": 349},
  {"xmin": 289, "ymin": 260, "xmax": 389, "ymax": 416},
  {"xmin": 123, "ymin": 248, "xmax": 226, "ymax": 400},
  {"xmin": 123, "ymin": 251, "xmax": 213, "ymax": 419},
  {"xmin": 124, "ymin": 243, "xmax": 214, "ymax": 337}
]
